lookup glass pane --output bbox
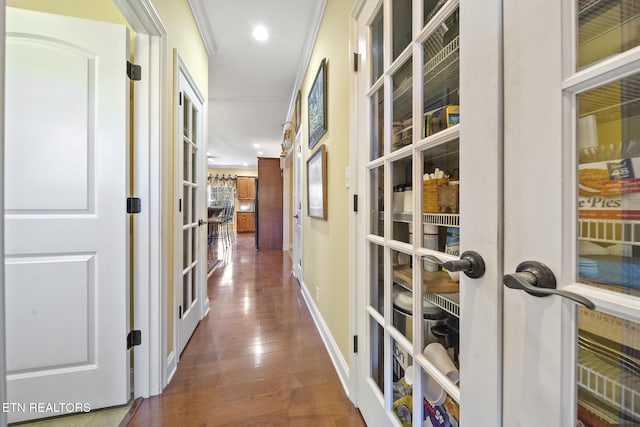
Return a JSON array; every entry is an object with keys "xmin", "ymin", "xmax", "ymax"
[
  {"xmin": 191, "ymin": 150, "xmax": 197, "ymax": 185},
  {"xmin": 424, "ymin": 0, "xmax": 448, "ymax": 26},
  {"xmin": 392, "ymin": 0, "xmax": 412, "ymax": 61},
  {"xmin": 191, "ymin": 226, "xmax": 197, "ymax": 266},
  {"xmin": 393, "ymin": 59, "xmax": 413, "ymax": 152},
  {"xmin": 183, "ymin": 229, "xmax": 189, "ymax": 269},
  {"xmin": 182, "ymin": 271, "xmax": 189, "ymax": 311},
  {"xmin": 392, "ymin": 249, "xmax": 413, "ymax": 344},
  {"xmin": 391, "ymin": 337, "xmax": 414, "ymax": 426},
  {"xmin": 577, "ymin": 309, "xmax": 640, "ymax": 425},
  {"xmin": 370, "ymin": 166, "xmax": 385, "ymax": 237},
  {"xmin": 183, "ymin": 97, "xmax": 190, "ymax": 138},
  {"xmin": 577, "ymin": 0, "xmax": 640, "ymax": 69},
  {"xmin": 191, "ymin": 261, "xmax": 197, "ymax": 305},
  {"xmin": 423, "ymin": 9, "xmax": 460, "ymax": 139},
  {"xmin": 370, "ymin": 317, "xmax": 385, "ymax": 396},
  {"xmin": 370, "ymin": 243, "xmax": 384, "ymax": 315},
  {"xmin": 392, "ymin": 156, "xmax": 412, "ymax": 244},
  {"xmin": 576, "ymin": 73, "xmax": 640, "ymax": 297},
  {"xmin": 371, "ymin": 6, "xmax": 384, "ymax": 83},
  {"xmin": 191, "ymin": 105, "xmax": 198, "ymax": 143},
  {"xmin": 417, "ymin": 369, "xmax": 461, "ymax": 427},
  {"xmin": 191, "ymin": 186, "xmax": 197, "ymax": 224},
  {"xmin": 183, "ymin": 184, "xmax": 190, "ymax": 226},
  {"xmin": 183, "ymin": 142, "xmax": 189, "ymax": 181},
  {"xmin": 371, "ymin": 86, "xmax": 385, "ymax": 160}
]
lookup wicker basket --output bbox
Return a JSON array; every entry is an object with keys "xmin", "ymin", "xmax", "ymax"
[
  {"xmin": 438, "ymin": 183, "xmax": 459, "ymax": 213},
  {"xmin": 423, "ymin": 179, "xmax": 450, "ymax": 213}
]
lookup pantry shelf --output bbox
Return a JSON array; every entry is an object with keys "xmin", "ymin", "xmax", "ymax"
[
  {"xmin": 425, "ymin": 292, "xmax": 459, "ymax": 317},
  {"xmin": 390, "ymin": 213, "xmax": 460, "ymax": 227},
  {"xmin": 578, "ymin": 219, "xmax": 640, "ymax": 246}
]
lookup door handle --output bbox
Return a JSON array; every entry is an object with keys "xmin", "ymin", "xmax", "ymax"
[
  {"xmin": 503, "ymin": 261, "xmax": 595, "ymax": 309},
  {"xmin": 422, "ymin": 250, "xmax": 486, "ymax": 278},
  {"xmin": 198, "ymin": 219, "xmax": 206, "ymax": 226},
  {"xmin": 293, "ymin": 214, "xmax": 300, "ymax": 219}
]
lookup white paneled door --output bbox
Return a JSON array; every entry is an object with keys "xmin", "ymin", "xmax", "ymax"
[
  {"xmin": 5, "ymin": 8, "xmax": 129, "ymax": 422},
  {"xmin": 293, "ymin": 128, "xmax": 303, "ymax": 280}
]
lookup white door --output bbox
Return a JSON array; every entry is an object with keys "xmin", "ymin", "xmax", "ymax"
[
  {"xmin": 293, "ymin": 128, "xmax": 303, "ymax": 280},
  {"xmin": 4, "ymin": 8, "xmax": 129, "ymax": 422},
  {"xmin": 353, "ymin": 0, "xmax": 502, "ymax": 425},
  {"xmin": 503, "ymin": 1, "xmax": 640, "ymax": 425},
  {"xmin": 177, "ymin": 63, "xmax": 206, "ymax": 356}
]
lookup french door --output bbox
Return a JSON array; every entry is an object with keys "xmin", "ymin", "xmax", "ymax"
[
  {"xmin": 177, "ymin": 58, "xmax": 207, "ymax": 356},
  {"xmin": 503, "ymin": 0, "xmax": 640, "ymax": 425},
  {"xmin": 354, "ymin": 0, "xmax": 502, "ymax": 425}
]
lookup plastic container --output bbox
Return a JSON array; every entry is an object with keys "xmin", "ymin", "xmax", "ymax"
[{"xmin": 393, "ymin": 286, "xmax": 448, "ymax": 345}]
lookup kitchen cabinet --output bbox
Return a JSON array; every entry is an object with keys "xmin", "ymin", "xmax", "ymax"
[
  {"xmin": 236, "ymin": 212, "xmax": 255, "ymax": 233},
  {"xmin": 237, "ymin": 176, "xmax": 255, "ymax": 199}
]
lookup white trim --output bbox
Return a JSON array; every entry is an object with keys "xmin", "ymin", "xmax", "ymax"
[
  {"xmin": 285, "ymin": 0, "xmax": 328, "ymax": 122},
  {"xmin": 113, "ymin": 0, "xmax": 167, "ymax": 398},
  {"xmin": 299, "ymin": 279, "xmax": 351, "ymax": 397},
  {"xmin": 351, "ymin": 0, "xmax": 367, "ymax": 18},
  {"xmin": 187, "ymin": 0, "xmax": 217, "ymax": 55},
  {"xmin": 282, "ymin": 162, "xmax": 291, "ymax": 251},
  {"xmin": 0, "ymin": 2, "xmax": 6, "ymax": 426},
  {"xmin": 166, "ymin": 350, "xmax": 177, "ymax": 384}
]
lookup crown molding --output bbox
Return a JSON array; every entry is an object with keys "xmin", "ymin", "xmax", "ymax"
[
  {"xmin": 284, "ymin": 0, "xmax": 328, "ymax": 123},
  {"xmin": 188, "ymin": 0, "xmax": 217, "ymax": 55}
]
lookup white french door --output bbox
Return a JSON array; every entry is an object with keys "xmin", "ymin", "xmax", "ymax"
[
  {"xmin": 293, "ymin": 128, "xmax": 303, "ymax": 280},
  {"xmin": 503, "ymin": 0, "xmax": 640, "ymax": 425},
  {"xmin": 176, "ymin": 57, "xmax": 207, "ymax": 356},
  {"xmin": 353, "ymin": 0, "xmax": 502, "ymax": 425},
  {"xmin": 4, "ymin": 8, "xmax": 129, "ymax": 422}
]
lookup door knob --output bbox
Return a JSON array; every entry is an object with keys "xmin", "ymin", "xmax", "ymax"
[
  {"xmin": 503, "ymin": 261, "xmax": 595, "ymax": 309},
  {"xmin": 198, "ymin": 219, "xmax": 206, "ymax": 226},
  {"xmin": 422, "ymin": 250, "xmax": 486, "ymax": 278},
  {"xmin": 293, "ymin": 214, "xmax": 300, "ymax": 219}
]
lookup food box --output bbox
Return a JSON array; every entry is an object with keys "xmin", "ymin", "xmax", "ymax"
[
  {"xmin": 425, "ymin": 105, "xmax": 459, "ymax": 137},
  {"xmin": 578, "ymin": 158, "xmax": 640, "ymax": 220}
]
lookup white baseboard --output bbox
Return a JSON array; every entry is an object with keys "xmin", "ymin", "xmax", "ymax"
[
  {"xmin": 299, "ymin": 279, "xmax": 350, "ymax": 397},
  {"xmin": 166, "ymin": 350, "xmax": 177, "ymax": 384}
]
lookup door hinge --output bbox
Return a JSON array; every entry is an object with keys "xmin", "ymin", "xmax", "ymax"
[
  {"xmin": 353, "ymin": 194, "xmax": 358, "ymax": 213},
  {"xmin": 179, "ymin": 92, "xmax": 183, "ymax": 106},
  {"xmin": 127, "ymin": 197, "xmax": 142, "ymax": 214},
  {"xmin": 179, "ymin": 305, "xmax": 183, "ymax": 319},
  {"xmin": 353, "ymin": 335, "xmax": 358, "ymax": 353},
  {"xmin": 126, "ymin": 61, "xmax": 142, "ymax": 81},
  {"xmin": 127, "ymin": 330, "xmax": 142, "ymax": 350},
  {"xmin": 353, "ymin": 52, "xmax": 359, "ymax": 72},
  {"xmin": 179, "ymin": 198, "xmax": 182, "ymax": 213}
]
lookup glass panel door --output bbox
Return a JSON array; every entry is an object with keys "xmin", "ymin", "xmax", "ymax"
[
  {"xmin": 355, "ymin": 0, "xmax": 502, "ymax": 425},
  {"xmin": 502, "ymin": 0, "xmax": 640, "ymax": 425}
]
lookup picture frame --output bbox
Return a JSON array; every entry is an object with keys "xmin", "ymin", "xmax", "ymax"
[
  {"xmin": 307, "ymin": 144, "xmax": 327, "ymax": 219},
  {"xmin": 294, "ymin": 90, "xmax": 301, "ymax": 133},
  {"xmin": 307, "ymin": 58, "xmax": 327, "ymax": 149}
]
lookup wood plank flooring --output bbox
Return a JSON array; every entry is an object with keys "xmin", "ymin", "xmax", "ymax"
[{"xmin": 129, "ymin": 234, "xmax": 366, "ymax": 426}]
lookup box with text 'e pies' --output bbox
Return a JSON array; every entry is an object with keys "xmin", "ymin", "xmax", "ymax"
[{"xmin": 578, "ymin": 158, "xmax": 640, "ymax": 220}]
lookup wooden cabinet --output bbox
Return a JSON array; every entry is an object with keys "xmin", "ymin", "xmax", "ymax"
[
  {"xmin": 236, "ymin": 212, "xmax": 255, "ymax": 232},
  {"xmin": 237, "ymin": 176, "xmax": 255, "ymax": 199},
  {"xmin": 257, "ymin": 158, "xmax": 283, "ymax": 249}
]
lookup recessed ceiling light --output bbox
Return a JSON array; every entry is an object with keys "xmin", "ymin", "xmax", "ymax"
[
  {"xmin": 243, "ymin": 163, "xmax": 248, "ymax": 167},
  {"xmin": 253, "ymin": 143, "xmax": 260, "ymax": 148},
  {"xmin": 252, "ymin": 25, "xmax": 269, "ymax": 42},
  {"xmin": 257, "ymin": 151, "xmax": 263, "ymax": 155},
  {"xmin": 206, "ymin": 152, "xmax": 211, "ymax": 156}
]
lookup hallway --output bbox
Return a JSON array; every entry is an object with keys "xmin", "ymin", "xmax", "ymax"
[{"xmin": 129, "ymin": 234, "xmax": 365, "ymax": 426}]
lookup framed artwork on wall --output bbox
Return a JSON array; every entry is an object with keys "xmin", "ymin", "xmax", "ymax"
[
  {"xmin": 308, "ymin": 58, "xmax": 327, "ymax": 149},
  {"xmin": 307, "ymin": 144, "xmax": 327, "ymax": 219}
]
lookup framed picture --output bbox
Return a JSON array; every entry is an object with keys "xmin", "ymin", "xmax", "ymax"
[
  {"xmin": 294, "ymin": 90, "xmax": 301, "ymax": 132},
  {"xmin": 307, "ymin": 144, "xmax": 327, "ymax": 219},
  {"xmin": 308, "ymin": 58, "xmax": 327, "ymax": 149}
]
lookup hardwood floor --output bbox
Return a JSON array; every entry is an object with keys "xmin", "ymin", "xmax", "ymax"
[{"xmin": 129, "ymin": 234, "xmax": 366, "ymax": 426}]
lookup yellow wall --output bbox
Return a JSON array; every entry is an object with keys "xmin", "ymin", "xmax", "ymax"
[
  {"xmin": 7, "ymin": 0, "xmax": 127, "ymax": 24},
  {"xmin": 300, "ymin": 0, "xmax": 353, "ymax": 360}
]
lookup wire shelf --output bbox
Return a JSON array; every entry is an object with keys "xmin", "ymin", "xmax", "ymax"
[
  {"xmin": 424, "ymin": 292, "xmax": 459, "ymax": 317},
  {"xmin": 579, "ymin": 219, "xmax": 640, "ymax": 246}
]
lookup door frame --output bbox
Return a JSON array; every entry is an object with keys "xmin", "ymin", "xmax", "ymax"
[
  {"xmin": 293, "ymin": 127, "xmax": 304, "ymax": 281},
  {"xmin": 112, "ymin": 0, "xmax": 168, "ymax": 398},
  {"xmin": 173, "ymin": 50, "xmax": 208, "ymax": 362},
  {"xmin": 0, "ymin": 0, "xmax": 169, "ymax": 403}
]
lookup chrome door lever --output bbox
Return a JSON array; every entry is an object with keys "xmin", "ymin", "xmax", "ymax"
[
  {"xmin": 503, "ymin": 261, "xmax": 595, "ymax": 309},
  {"xmin": 423, "ymin": 250, "xmax": 486, "ymax": 278}
]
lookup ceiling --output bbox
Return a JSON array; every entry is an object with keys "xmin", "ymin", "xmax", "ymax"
[{"xmin": 189, "ymin": 0, "xmax": 323, "ymax": 170}]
